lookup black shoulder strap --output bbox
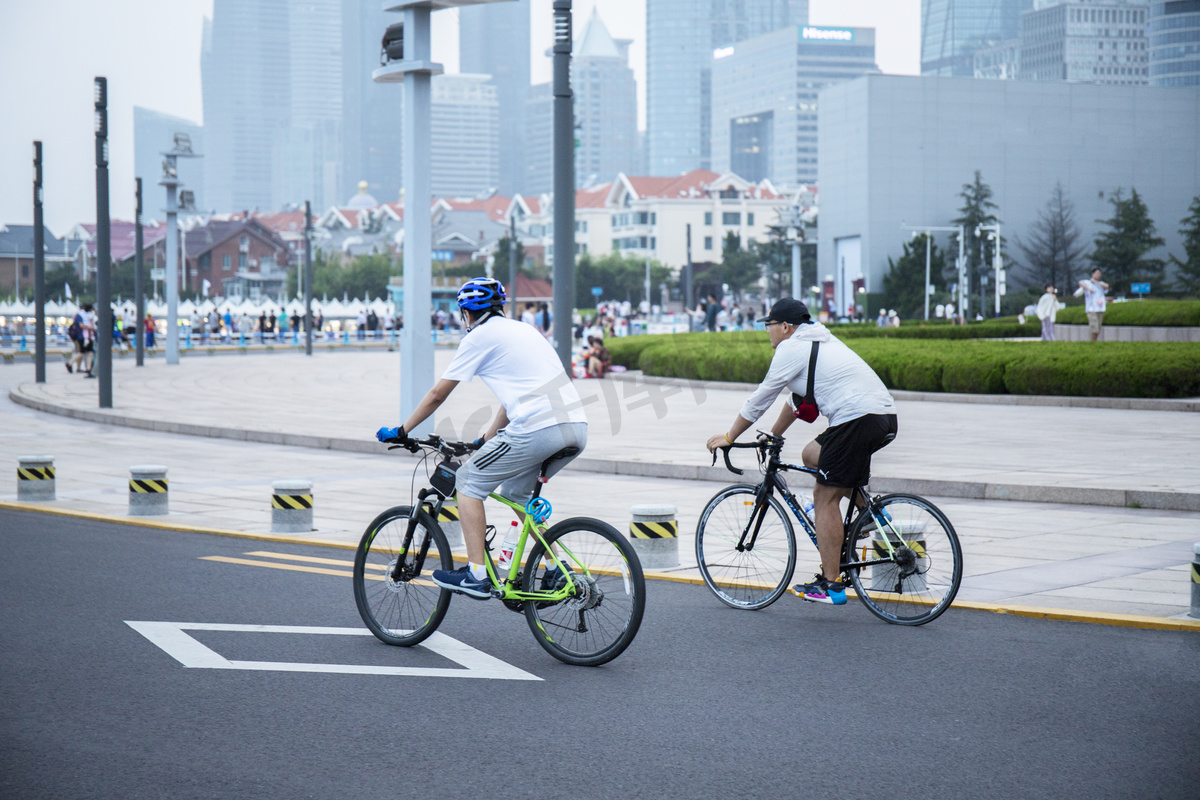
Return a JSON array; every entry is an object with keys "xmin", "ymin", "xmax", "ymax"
[{"xmin": 804, "ymin": 342, "xmax": 819, "ymax": 403}]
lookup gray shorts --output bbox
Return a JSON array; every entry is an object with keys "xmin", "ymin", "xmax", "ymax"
[{"xmin": 455, "ymin": 422, "xmax": 588, "ymax": 504}]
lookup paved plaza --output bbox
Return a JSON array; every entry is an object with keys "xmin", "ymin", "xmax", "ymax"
[{"xmin": 2, "ymin": 348, "xmax": 1199, "ymax": 621}]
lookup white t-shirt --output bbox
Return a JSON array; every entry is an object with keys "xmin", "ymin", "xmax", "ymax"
[
  {"xmin": 739, "ymin": 322, "xmax": 895, "ymax": 428},
  {"xmin": 442, "ymin": 316, "xmax": 587, "ymax": 434},
  {"xmin": 1081, "ymin": 280, "xmax": 1106, "ymax": 313}
]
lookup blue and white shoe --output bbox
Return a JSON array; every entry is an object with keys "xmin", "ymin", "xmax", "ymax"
[
  {"xmin": 791, "ymin": 574, "xmax": 847, "ymax": 605},
  {"xmin": 431, "ymin": 565, "xmax": 492, "ymax": 600}
]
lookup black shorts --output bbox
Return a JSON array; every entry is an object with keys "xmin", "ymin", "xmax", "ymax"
[{"xmin": 813, "ymin": 414, "xmax": 897, "ymax": 489}]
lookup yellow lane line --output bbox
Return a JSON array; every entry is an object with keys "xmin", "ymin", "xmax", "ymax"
[{"xmin": 199, "ymin": 555, "xmax": 436, "ymax": 586}]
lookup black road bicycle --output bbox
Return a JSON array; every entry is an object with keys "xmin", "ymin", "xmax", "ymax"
[{"xmin": 697, "ymin": 435, "xmax": 962, "ymax": 625}]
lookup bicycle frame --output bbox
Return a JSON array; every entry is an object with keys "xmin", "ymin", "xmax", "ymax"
[{"xmin": 727, "ymin": 442, "xmax": 911, "ymax": 572}]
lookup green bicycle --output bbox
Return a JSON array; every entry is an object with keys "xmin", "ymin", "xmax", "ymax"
[{"xmin": 353, "ymin": 433, "xmax": 646, "ymax": 666}]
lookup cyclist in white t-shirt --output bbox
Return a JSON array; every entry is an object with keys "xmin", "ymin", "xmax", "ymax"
[{"xmin": 376, "ymin": 278, "xmax": 588, "ymax": 599}]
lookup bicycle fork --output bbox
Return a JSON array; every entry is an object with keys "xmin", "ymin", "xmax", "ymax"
[{"xmin": 390, "ymin": 488, "xmax": 438, "ymax": 582}]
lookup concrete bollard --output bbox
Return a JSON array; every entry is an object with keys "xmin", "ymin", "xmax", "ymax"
[
  {"xmin": 128, "ymin": 465, "xmax": 169, "ymax": 516},
  {"xmin": 272, "ymin": 479, "xmax": 313, "ymax": 533},
  {"xmin": 436, "ymin": 503, "xmax": 464, "ymax": 551},
  {"xmin": 17, "ymin": 456, "xmax": 56, "ymax": 501},
  {"xmin": 628, "ymin": 504, "xmax": 679, "ymax": 569},
  {"xmin": 1191, "ymin": 543, "xmax": 1200, "ymax": 620}
]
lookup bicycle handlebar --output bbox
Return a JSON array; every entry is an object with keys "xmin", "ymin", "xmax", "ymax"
[{"xmin": 383, "ymin": 433, "xmax": 484, "ymax": 458}]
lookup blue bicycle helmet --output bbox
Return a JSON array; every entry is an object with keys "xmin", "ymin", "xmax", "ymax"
[{"xmin": 456, "ymin": 277, "xmax": 507, "ymax": 311}]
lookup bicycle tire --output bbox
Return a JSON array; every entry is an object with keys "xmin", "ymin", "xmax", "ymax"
[
  {"xmin": 353, "ymin": 505, "xmax": 454, "ymax": 646},
  {"xmin": 842, "ymin": 493, "xmax": 962, "ymax": 626},
  {"xmin": 523, "ymin": 517, "xmax": 646, "ymax": 667},
  {"xmin": 695, "ymin": 484, "xmax": 797, "ymax": 610}
]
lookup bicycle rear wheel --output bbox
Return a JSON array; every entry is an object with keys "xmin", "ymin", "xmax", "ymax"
[
  {"xmin": 523, "ymin": 517, "xmax": 645, "ymax": 666},
  {"xmin": 353, "ymin": 505, "xmax": 453, "ymax": 646},
  {"xmin": 695, "ymin": 484, "xmax": 797, "ymax": 609},
  {"xmin": 842, "ymin": 494, "xmax": 962, "ymax": 626}
]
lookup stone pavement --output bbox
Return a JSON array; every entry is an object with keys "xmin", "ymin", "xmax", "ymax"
[{"xmin": 2, "ymin": 350, "xmax": 1198, "ymax": 622}]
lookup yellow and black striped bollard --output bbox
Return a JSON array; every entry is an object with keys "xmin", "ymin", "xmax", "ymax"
[
  {"xmin": 629, "ymin": 504, "xmax": 679, "ymax": 569},
  {"xmin": 1191, "ymin": 543, "xmax": 1200, "ymax": 620},
  {"xmin": 129, "ymin": 465, "xmax": 169, "ymax": 516},
  {"xmin": 18, "ymin": 456, "xmax": 56, "ymax": 501},
  {"xmin": 436, "ymin": 502, "xmax": 464, "ymax": 551},
  {"xmin": 272, "ymin": 479, "xmax": 313, "ymax": 533}
]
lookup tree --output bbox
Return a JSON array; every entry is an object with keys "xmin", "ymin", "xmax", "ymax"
[
  {"xmin": 883, "ymin": 234, "xmax": 946, "ymax": 319},
  {"xmin": 1015, "ymin": 182, "xmax": 1088, "ymax": 293},
  {"xmin": 755, "ymin": 224, "xmax": 815, "ymax": 301},
  {"xmin": 493, "ymin": 235, "xmax": 525, "ymax": 281},
  {"xmin": 950, "ymin": 170, "xmax": 999, "ymax": 305},
  {"xmin": 288, "ymin": 250, "xmax": 399, "ymax": 300},
  {"xmin": 573, "ymin": 251, "xmax": 672, "ymax": 309},
  {"xmin": 1169, "ymin": 195, "xmax": 1200, "ymax": 294},
  {"xmin": 1089, "ymin": 187, "xmax": 1165, "ymax": 291},
  {"xmin": 720, "ymin": 232, "xmax": 760, "ymax": 299}
]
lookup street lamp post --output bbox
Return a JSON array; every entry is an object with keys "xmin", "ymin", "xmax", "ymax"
[
  {"xmin": 975, "ymin": 223, "xmax": 1004, "ymax": 317},
  {"xmin": 786, "ymin": 203, "xmax": 804, "ymax": 300},
  {"xmin": 902, "ymin": 224, "xmax": 965, "ymax": 320},
  {"xmin": 552, "ymin": 0, "xmax": 575, "ymax": 371},
  {"xmin": 135, "ymin": 178, "xmax": 145, "ymax": 366},
  {"xmin": 304, "ymin": 200, "xmax": 314, "ymax": 356},
  {"xmin": 159, "ymin": 135, "xmax": 198, "ymax": 365},
  {"xmin": 33, "ymin": 141, "xmax": 46, "ymax": 383},
  {"xmin": 94, "ymin": 77, "xmax": 113, "ymax": 408}
]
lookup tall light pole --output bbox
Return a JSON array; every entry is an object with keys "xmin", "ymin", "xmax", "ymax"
[
  {"xmin": 159, "ymin": 134, "xmax": 199, "ymax": 365},
  {"xmin": 94, "ymin": 77, "xmax": 113, "ymax": 408},
  {"xmin": 976, "ymin": 223, "xmax": 1003, "ymax": 317},
  {"xmin": 552, "ymin": 0, "xmax": 575, "ymax": 371},
  {"xmin": 33, "ymin": 141, "xmax": 46, "ymax": 383},
  {"xmin": 509, "ymin": 213, "xmax": 518, "ymax": 318},
  {"xmin": 787, "ymin": 203, "xmax": 804, "ymax": 299},
  {"xmin": 903, "ymin": 224, "xmax": 964, "ymax": 320},
  {"xmin": 304, "ymin": 200, "xmax": 314, "ymax": 356},
  {"xmin": 134, "ymin": 178, "xmax": 145, "ymax": 366}
]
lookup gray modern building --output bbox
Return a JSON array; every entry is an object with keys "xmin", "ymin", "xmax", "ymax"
[
  {"xmin": 1149, "ymin": 0, "xmax": 1200, "ymax": 85},
  {"xmin": 430, "ymin": 74, "xmax": 500, "ymax": 197},
  {"xmin": 524, "ymin": 82, "xmax": 554, "ymax": 196},
  {"xmin": 1019, "ymin": 0, "xmax": 1149, "ymax": 84},
  {"xmin": 273, "ymin": 0, "xmax": 343, "ymax": 210},
  {"xmin": 202, "ymin": 0, "xmax": 291, "ymax": 214},
  {"xmin": 710, "ymin": 24, "xmax": 878, "ymax": 186},
  {"xmin": 818, "ymin": 74, "xmax": 1200, "ymax": 316},
  {"xmin": 922, "ymin": 0, "xmax": 1034, "ymax": 76},
  {"xmin": 341, "ymin": 0, "xmax": 403, "ymax": 206},
  {"xmin": 459, "ymin": 0, "xmax": 530, "ymax": 195},
  {"xmin": 646, "ymin": 0, "xmax": 808, "ymax": 176},
  {"xmin": 133, "ymin": 108, "xmax": 205, "ymax": 214},
  {"xmin": 573, "ymin": 12, "xmax": 639, "ymax": 189}
]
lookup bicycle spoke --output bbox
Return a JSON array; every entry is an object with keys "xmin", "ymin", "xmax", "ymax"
[{"xmin": 696, "ymin": 485, "xmax": 796, "ymax": 609}]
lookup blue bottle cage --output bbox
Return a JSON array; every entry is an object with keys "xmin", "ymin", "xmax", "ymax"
[{"xmin": 525, "ymin": 497, "xmax": 552, "ymax": 525}]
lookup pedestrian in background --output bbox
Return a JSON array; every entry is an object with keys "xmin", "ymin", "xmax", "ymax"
[
  {"xmin": 144, "ymin": 312, "xmax": 156, "ymax": 350},
  {"xmin": 705, "ymin": 295, "xmax": 719, "ymax": 332},
  {"xmin": 1036, "ymin": 284, "xmax": 1058, "ymax": 341},
  {"xmin": 1078, "ymin": 268, "xmax": 1109, "ymax": 342}
]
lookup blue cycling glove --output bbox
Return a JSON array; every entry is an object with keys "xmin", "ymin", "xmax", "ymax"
[{"xmin": 376, "ymin": 425, "xmax": 403, "ymax": 443}]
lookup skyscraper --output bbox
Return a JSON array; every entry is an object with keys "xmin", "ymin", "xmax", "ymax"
[
  {"xmin": 1019, "ymin": 1, "xmax": 1149, "ymax": 85},
  {"xmin": 646, "ymin": 0, "xmax": 808, "ymax": 176},
  {"xmin": 1150, "ymin": 0, "xmax": 1200, "ymax": 85},
  {"xmin": 202, "ymin": 0, "xmax": 291, "ymax": 214},
  {"xmin": 341, "ymin": 0, "xmax": 403, "ymax": 207},
  {"xmin": 458, "ymin": 0, "xmax": 530, "ymax": 195},
  {"xmin": 431, "ymin": 74, "xmax": 500, "ymax": 197},
  {"xmin": 921, "ymin": 0, "xmax": 1034, "ymax": 76},
  {"xmin": 573, "ymin": 11, "xmax": 639, "ymax": 188}
]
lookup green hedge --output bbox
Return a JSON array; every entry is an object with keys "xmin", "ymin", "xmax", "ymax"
[
  {"xmin": 612, "ymin": 332, "xmax": 1200, "ymax": 398},
  {"xmin": 1055, "ymin": 299, "xmax": 1200, "ymax": 327}
]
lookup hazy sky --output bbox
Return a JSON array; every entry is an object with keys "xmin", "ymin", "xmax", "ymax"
[{"xmin": 0, "ymin": 0, "xmax": 919, "ymax": 232}]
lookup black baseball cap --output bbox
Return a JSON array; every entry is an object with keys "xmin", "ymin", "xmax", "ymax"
[{"xmin": 764, "ymin": 298, "xmax": 811, "ymax": 325}]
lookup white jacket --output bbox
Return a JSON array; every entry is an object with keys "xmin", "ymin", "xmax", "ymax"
[
  {"xmin": 739, "ymin": 322, "xmax": 896, "ymax": 428},
  {"xmin": 1036, "ymin": 293, "xmax": 1058, "ymax": 321}
]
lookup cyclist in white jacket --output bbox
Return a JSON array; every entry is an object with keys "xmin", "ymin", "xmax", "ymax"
[{"xmin": 706, "ymin": 298, "xmax": 897, "ymax": 605}]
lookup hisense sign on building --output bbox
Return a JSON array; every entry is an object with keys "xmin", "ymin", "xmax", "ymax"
[{"xmin": 802, "ymin": 27, "xmax": 853, "ymax": 42}]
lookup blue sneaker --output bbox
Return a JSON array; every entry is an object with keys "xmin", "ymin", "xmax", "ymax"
[
  {"xmin": 431, "ymin": 565, "xmax": 492, "ymax": 600},
  {"xmin": 792, "ymin": 574, "xmax": 847, "ymax": 605}
]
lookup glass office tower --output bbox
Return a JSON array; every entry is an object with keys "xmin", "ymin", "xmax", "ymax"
[{"xmin": 921, "ymin": 0, "xmax": 1033, "ymax": 76}]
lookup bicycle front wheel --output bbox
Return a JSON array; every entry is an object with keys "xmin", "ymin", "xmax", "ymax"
[
  {"xmin": 696, "ymin": 484, "xmax": 797, "ymax": 609},
  {"xmin": 843, "ymin": 494, "xmax": 962, "ymax": 626},
  {"xmin": 523, "ymin": 517, "xmax": 646, "ymax": 666},
  {"xmin": 353, "ymin": 505, "xmax": 453, "ymax": 646}
]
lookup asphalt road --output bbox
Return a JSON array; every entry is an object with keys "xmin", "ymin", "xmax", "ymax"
[{"xmin": 2, "ymin": 508, "xmax": 1197, "ymax": 799}]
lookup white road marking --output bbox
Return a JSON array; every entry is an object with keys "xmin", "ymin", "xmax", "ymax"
[{"xmin": 125, "ymin": 621, "xmax": 542, "ymax": 681}]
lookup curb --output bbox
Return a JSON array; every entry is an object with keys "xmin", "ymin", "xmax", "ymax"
[
  {"xmin": 3, "ymin": 500, "xmax": 1197, "ymax": 633},
  {"xmin": 10, "ymin": 385, "xmax": 1200, "ymax": 513},
  {"xmin": 609, "ymin": 371, "xmax": 1200, "ymax": 413}
]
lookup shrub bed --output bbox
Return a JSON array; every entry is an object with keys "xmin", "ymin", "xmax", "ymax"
[
  {"xmin": 1055, "ymin": 299, "xmax": 1200, "ymax": 327},
  {"xmin": 613, "ymin": 332, "xmax": 1200, "ymax": 398}
]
